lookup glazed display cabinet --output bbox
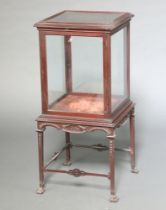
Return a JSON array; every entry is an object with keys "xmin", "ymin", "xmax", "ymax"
[{"xmin": 34, "ymin": 10, "xmax": 138, "ymax": 202}]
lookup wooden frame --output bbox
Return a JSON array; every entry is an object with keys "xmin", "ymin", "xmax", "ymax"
[
  {"xmin": 38, "ymin": 26, "xmax": 131, "ymax": 118},
  {"xmin": 34, "ymin": 10, "xmax": 138, "ymax": 202}
]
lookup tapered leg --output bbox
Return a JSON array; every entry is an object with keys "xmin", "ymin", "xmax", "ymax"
[
  {"xmin": 36, "ymin": 130, "xmax": 45, "ymax": 194},
  {"xmin": 63, "ymin": 132, "xmax": 72, "ymax": 166},
  {"xmin": 130, "ymin": 109, "xmax": 139, "ymax": 173},
  {"xmin": 108, "ymin": 132, "xmax": 119, "ymax": 202}
]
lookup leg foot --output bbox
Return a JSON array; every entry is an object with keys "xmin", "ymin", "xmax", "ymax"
[
  {"xmin": 131, "ymin": 168, "xmax": 139, "ymax": 174},
  {"xmin": 36, "ymin": 187, "xmax": 45, "ymax": 194},
  {"xmin": 63, "ymin": 161, "xmax": 72, "ymax": 166},
  {"xmin": 110, "ymin": 195, "xmax": 119, "ymax": 202}
]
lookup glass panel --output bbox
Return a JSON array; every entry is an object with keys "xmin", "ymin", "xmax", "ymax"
[
  {"xmin": 46, "ymin": 35, "xmax": 66, "ymax": 109},
  {"xmin": 50, "ymin": 11, "xmax": 121, "ymax": 25},
  {"xmin": 46, "ymin": 35, "xmax": 103, "ymax": 115},
  {"xmin": 71, "ymin": 36, "xmax": 103, "ymax": 114},
  {"xmin": 111, "ymin": 27, "xmax": 127, "ymax": 111},
  {"xmin": 72, "ymin": 36, "xmax": 103, "ymax": 93}
]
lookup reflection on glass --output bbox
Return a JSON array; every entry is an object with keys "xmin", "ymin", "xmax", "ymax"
[{"xmin": 111, "ymin": 27, "xmax": 127, "ymax": 111}]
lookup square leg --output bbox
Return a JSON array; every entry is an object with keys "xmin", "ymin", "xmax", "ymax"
[
  {"xmin": 107, "ymin": 132, "xmax": 119, "ymax": 202},
  {"xmin": 130, "ymin": 109, "xmax": 139, "ymax": 174},
  {"xmin": 36, "ymin": 130, "xmax": 45, "ymax": 194}
]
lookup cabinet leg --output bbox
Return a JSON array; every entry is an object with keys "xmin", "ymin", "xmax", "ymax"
[
  {"xmin": 130, "ymin": 109, "xmax": 139, "ymax": 174},
  {"xmin": 36, "ymin": 130, "xmax": 45, "ymax": 194},
  {"xmin": 63, "ymin": 132, "xmax": 72, "ymax": 166},
  {"xmin": 108, "ymin": 132, "xmax": 119, "ymax": 202}
]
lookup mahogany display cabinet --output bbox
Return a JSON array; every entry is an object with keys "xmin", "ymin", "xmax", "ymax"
[{"xmin": 34, "ymin": 10, "xmax": 138, "ymax": 202}]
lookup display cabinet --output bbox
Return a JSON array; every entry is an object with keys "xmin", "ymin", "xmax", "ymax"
[{"xmin": 34, "ymin": 10, "xmax": 138, "ymax": 202}]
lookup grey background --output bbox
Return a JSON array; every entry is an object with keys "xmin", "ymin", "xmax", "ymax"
[{"xmin": 0, "ymin": 0, "xmax": 166, "ymax": 210}]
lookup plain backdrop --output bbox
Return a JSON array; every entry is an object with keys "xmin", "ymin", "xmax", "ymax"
[{"xmin": 0, "ymin": 1, "xmax": 166, "ymax": 210}]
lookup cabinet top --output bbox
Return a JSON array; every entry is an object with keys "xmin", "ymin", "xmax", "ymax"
[{"xmin": 34, "ymin": 10, "xmax": 134, "ymax": 31}]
